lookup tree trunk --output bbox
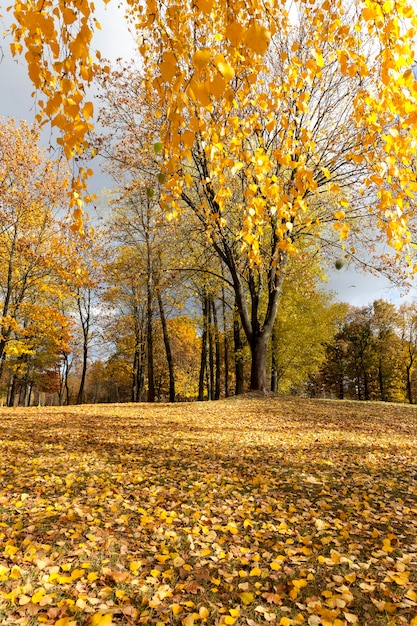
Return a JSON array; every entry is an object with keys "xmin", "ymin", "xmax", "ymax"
[
  {"xmin": 250, "ymin": 333, "xmax": 269, "ymax": 392},
  {"xmin": 77, "ymin": 337, "xmax": 88, "ymax": 404},
  {"xmin": 146, "ymin": 275, "xmax": 155, "ymax": 403},
  {"xmin": 158, "ymin": 292, "xmax": 175, "ymax": 402},
  {"xmin": 338, "ymin": 375, "xmax": 344, "ymax": 400},
  {"xmin": 211, "ymin": 299, "xmax": 221, "ymax": 400},
  {"xmin": 270, "ymin": 321, "xmax": 278, "ymax": 392},
  {"xmin": 208, "ymin": 299, "xmax": 215, "ymax": 400},
  {"xmin": 76, "ymin": 288, "xmax": 91, "ymax": 405},
  {"xmin": 378, "ymin": 357, "xmax": 385, "ymax": 401},
  {"xmin": 406, "ymin": 364, "xmax": 413, "ymax": 404},
  {"xmin": 233, "ymin": 306, "xmax": 244, "ymax": 395},
  {"xmin": 198, "ymin": 292, "xmax": 209, "ymax": 401},
  {"xmin": 8, "ymin": 375, "xmax": 17, "ymax": 407},
  {"xmin": 221, "ymin": 285, "xmax": 230, "ymax": 397}
]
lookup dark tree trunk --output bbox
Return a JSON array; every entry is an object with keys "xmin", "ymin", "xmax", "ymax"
[
  {"xmin": 76, "ymin": 288, "xmax": 91, "ymax": 405},
  {"xmin": 233, "ymin": 305, "xmax": 244, "ymax": 395},
  {"xmin": 363, "ymin": 363, "xmax": 370, "ymax": 401},
  {"xmin": 211, "ymin": 299, "xmax": 221, "ymax": 400},
  {"xmin": 406, "ymin": 364, "xmax": 413, "ymax": 404},
  {"xmin": 158, "ymin": 292, "xmax": 175, "ymax": 402},
  {"xmin": 146, "ymin": 275, "xmax": 155, "ymax": 403},
  {"xmin": 198, "ymin": 292, "xmax": 209, "ymax": 401},
  {"xmin": 378, "ymin": 357, "xmax": 385, "ymax": 401},
  {"xmin": 270, "ymin": 322, "xmax": 278, "ymax": 393},
  {"xmin": 77, "ymin": 336, "xmax": 88, "ymax": 404},
  {"xmin": 208, "ymin": 298, "xmax": 215, "ymax": 400},
  {"xmin": 59, "ymin": 353, "xmax": 70, "ymax": 406},
  {"xmin": 131, "ymin": 310, "xmax": 145, "ymax": 402},
  {"xmin": 250, "ymin": 333, "xmax": 269, "ymax": 392},
  {"xmin": 221, "ymin": 285, "xmax": 230, "ymax": 397},
  {"xmin": 8, "ymin": 375, "xmax": 17, "ymax": 407},
  {"xmin": 338, "ymin": 376, "xmax": 344, "ymax": 400},
  {"xmin": 132, "ymin": 347, "xmax": 143, "ymax": 402}
]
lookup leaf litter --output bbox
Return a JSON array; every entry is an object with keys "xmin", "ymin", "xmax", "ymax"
[{"xmin": 0, "ymin": 396, "xmax": 416, "ymax": 625}]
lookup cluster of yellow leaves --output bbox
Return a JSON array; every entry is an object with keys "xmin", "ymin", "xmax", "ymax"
[
  {"xmin": 5, "ymin": 0, "xmax": 417, "ymax": 259},
  {"xmin": 134, "ymin": 0, "xmax": 417, "ymax": 264},
  {"xmin": 0, "ymin": 397, "xmax": 416, "ymax": 625}
]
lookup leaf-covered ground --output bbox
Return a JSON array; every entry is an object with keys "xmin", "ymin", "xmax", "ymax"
[{"xmin": 0, "ymin": 397, "xmax": 417, "ymax": 626}]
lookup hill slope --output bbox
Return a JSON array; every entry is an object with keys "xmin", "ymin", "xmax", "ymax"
[{"xmin": 0, "ymin": 397, "xmax": 416, "ymax": 625}]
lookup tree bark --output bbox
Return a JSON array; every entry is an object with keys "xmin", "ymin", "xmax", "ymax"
[
  {"xmin": 233, "ymin": 305, "xmax": 244, "ymax": 395},
  {"xmin": 250, "ymin": 332, "xmax": 269, "ymax": 392},
  {"xmin": 198, "ymin": 291, "xmax": 209, "ymax": 401},
  {"xmin": 145, "ymin": 216, "xmax": 155, "ymax": 403},
  {"xmin": 270, "ymin": 322, "xmax": 278, "ymax": 392},
  {"xmin": 158, "ymin": 292, "xmax": 175, "ymax": 402},
  {"xmin": 76, "ymin": 287, "xmax": 91, "ymax": 405},
  {"xmin": 406, "ymin": 364, "xmax": 413, "ymax": 404},
  {"xmin": 221, "ymin": 284, "xmax": 230, "ymax": 397},
  {"xmin": 211, "ymin": 298, "xmax": 221, "ymax": 400}
]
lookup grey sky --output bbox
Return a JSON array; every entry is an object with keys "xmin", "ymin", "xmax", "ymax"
[{"xmin": 0, "ymin": 5, "xmax": 415, "ymax": 308}]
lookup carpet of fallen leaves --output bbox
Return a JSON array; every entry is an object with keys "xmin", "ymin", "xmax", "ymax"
[{"xmin": 0, "ymin": 396, "xmax": 417, "ymax": 626}]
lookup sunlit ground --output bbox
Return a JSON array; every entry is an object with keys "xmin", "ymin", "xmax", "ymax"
[{"xmin": 0, "ymin": 396, "xmax": 416, "ymax": 625}]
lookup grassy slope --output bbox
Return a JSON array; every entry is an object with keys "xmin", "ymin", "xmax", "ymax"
[{"xmin": 0, "ymin": 396, "xmax": 416, "ymax": 626}]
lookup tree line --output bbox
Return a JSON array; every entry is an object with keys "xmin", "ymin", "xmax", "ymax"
[
  {"xmin": 1, "ymin": 118, "xmax": 416, "ymax": 407},
  {"xmin": 3, "ymin": 0, "xmax": 417, "ymax": 401}
]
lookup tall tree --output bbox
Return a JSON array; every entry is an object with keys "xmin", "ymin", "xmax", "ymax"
[
  {"xmin": 0, "ymin": 119, "xmax": 73, "ymax": 389},
  {"xmin": 398, "ymin": 302, "xmax": 417, "ymax": 404},
  {"xmin": 7, "ymin": 0, "xmax": 417, "ymax": 390}
]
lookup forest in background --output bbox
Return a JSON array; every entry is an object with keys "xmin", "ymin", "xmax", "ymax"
[
  {"xmin": 1, "ymin": 120, "xmax": 417, "ymax": 407},
  {"xmin": 2, "ymin": 0, "xmax": 417, "ymax": 406}
]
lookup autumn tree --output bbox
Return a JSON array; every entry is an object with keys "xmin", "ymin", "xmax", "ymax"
[
  {"xmin": 139, "ymin": 2, "xmax": 417, "ymax": 390},
  {"xmin": 6, "ymin": 0, "xmax": 417, "ymax": 391},
  {"xmin": 270, "ymin": 258, "xmax": 347, "ymax": 394},
  {"xmin": 0, "ymin": 119, "xmax": 74, "ymax": 401},
  {"xmin": 398, "ymin": 302, "xmax": 417, "ymax": 404},
  {"xmin": 317, "ymin": 300, "xmax": 405, "ymax": 402}
]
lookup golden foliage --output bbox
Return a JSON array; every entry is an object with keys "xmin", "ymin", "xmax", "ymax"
[{"xmin": 6, "ymin": 0, "xmax": 417, "ymax": 260}]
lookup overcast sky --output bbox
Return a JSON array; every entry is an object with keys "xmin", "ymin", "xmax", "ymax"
[{"xmin": 0, "ymin": 6, "xmax": 415, "ymax": 308}]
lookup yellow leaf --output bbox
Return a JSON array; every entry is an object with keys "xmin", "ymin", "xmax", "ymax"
[
  {"xmin": 71, "ymin": 568, "xmax": 85, "ymax": 580},
  {"xmin": 87, "ymin": 571, "xmax": 99, "ymax": 582},
  {"xmin": 280, "ymin": 618, "xmax": 292, "ymax": 626},
  {"xmin": 406, "ymin": 589, "xmax": 417, "ymax": 601},
  {"xmin": 83, "ymin": 101, "xmax": 94, "ymax": 121},
  {"xmin": 292, "ymin": 579, "xmax": 308, "ymax": 588},
  {"xmin": 160, "ymin": 51, "xmax": 177, "ymax": 82},
  {"xmin": 171, "ymin": 604, "xmax": 182, "ymax": 616},
  {"xmin": 344, "ymin": 573, "xmax": 356, "ymax": 583},
  {"xmin": 213, "ymin": 54, "xmax": 235, "ymax": 81},
  {"xmin": 313, "ymin": 49, "xmax": 325, "ymax": 68},
  {"xmin": 10, "ymin": 565, "xmax": 21, "ymax": 579},
  {"xmin": 239, "ymin": 591, "xmax": 254, "ymax": 605},
  {"xmin": 244, "ymin": 22, "xmax": 271, "ymax": 56},
  {"xmin": 193, "ymin": 49, "xmax": 211, "ymax": 69},
  {"xmin": 31, "ymin": 589, "xmax": 46, "ymax": 604},
  {"xmin": 195, "ymin": 0, "xmax": 214, "ymax": 14},
  {"xmin": 249, "ymin": 566, "xmax": 261, "ymax": 576},
  {"xmin": 224, "ymin": 617, "xmax": 237, "ymax": 625},
  {"xmin": 89, "ymin": 614, "xmax": 113, "ymax": 626},
  {"xmin": 182, "ymin": 615, "xmax": 195, "ymax": 626}
]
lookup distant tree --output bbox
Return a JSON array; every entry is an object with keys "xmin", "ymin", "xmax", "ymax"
[{"xmin": 398, "ymin": 302, "xmax": 417, "ymax": 404}]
